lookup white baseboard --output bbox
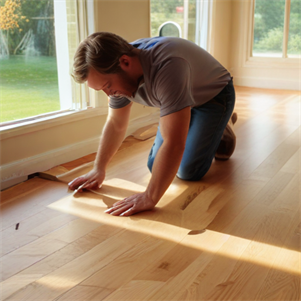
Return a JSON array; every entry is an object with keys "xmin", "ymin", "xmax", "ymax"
[
  {"xmin": 234, "ymin": 76, "xmax": 300, "ymax": 91},
  {"xmin": 0, "ymin": 111, "xmax": 160, "ymax": 190}
]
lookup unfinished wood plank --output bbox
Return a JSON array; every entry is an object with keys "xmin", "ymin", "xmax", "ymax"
[
  {"xmin": 38, "ymin": 166, "xmax": 69, "ymax": 181},
  {"xmin": 130, "ymin": 123, "xmax": 158, "ymax": 140}
]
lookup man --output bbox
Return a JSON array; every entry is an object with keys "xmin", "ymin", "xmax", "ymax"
[{"xmin": 68, "ymin": 32, "xmax": 236, "ymax": 217}]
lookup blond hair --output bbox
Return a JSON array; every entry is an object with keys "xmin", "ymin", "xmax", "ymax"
[{"xmin": 72, "ymin": 32, "xmax": 135, "ymax": 83}]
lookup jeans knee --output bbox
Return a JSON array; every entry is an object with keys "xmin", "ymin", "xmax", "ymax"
[{"xmin": 177, "ymin": 163, "xmax": 211, "ymax": 181}]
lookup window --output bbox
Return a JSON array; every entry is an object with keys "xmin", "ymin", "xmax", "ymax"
[
  {"xmin": 150, "ymin": 0, "xmax": 197, "ymax": 43},
  {"xmin": 0, "ymin": 0, "xmax": 93, "ymax": 125},
  {"xmin": 252, "ymin": 0, "xmax": 301, "ymax": 58}
]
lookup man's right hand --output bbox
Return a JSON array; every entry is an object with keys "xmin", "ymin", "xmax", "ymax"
[{"xmin": 68, "ymin": 168, "xmax": 105, "ymax": 192}]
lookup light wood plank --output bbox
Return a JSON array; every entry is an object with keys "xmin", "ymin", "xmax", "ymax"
[
  {"xmin": 1, "ymin": 224, "xmax": 122, "ymax": 300},
  {"xmin": 1, "ymin": 218, "xmax": 100, "ymax": 281}
]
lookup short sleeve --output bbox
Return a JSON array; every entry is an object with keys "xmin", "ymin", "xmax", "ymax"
[
  {"xmin": 109, "ymin": 96, "xmax": 131, "ymax": 109},
  {"xmin": 154, "ymin": 58, "xmax": 194, "ymax": 117}
]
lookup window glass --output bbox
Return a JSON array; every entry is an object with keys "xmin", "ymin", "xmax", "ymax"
[
  {"xmin": 150, "ymin": 0, "xmax": 196, "ymax": 43},
  {"xmin": 0, "ymin": 0, "xmax": 59, "ymax": 123},
  {"xmin": 252, "ymin": 0, "xmax": 285, "ymax": 57},
  {"xmin": 288, "ymin": 0, "xmax": 301, "ymax": 58}
]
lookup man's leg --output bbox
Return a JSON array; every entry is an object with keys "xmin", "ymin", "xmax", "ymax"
[
  {"xmin": 177, "ymin": 80, "xmax": 235, "ymax": 180},
  {"xmin": 215, "ymin": 112, "xmax": 237, "ymax": 160},
  {"xmin": 147, "ymin": 80, "xmax": 236, "ymax": 180}
]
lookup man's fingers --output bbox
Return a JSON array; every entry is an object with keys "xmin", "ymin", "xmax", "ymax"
[
  {"xmin": 68, "ymin": 177, "xmax": 86, "ymax": 190},
  {"xmin": 120, "ymin": 207, "xmax": 135, "ymax": 216},
  {"xmin": 84, "ymin": 181, "xmax": 98, "ymax": 190},
  {"xmin": 105, "ymin": 203, "xmax": 133, "ymax": 216}
]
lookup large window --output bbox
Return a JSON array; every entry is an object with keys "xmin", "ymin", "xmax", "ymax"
[
  {"xmin": 0, "ymin": 0, "xmax": 89, "ymax": 124},
  {"xmin": 150, "ymin": 0, "xmax": 197, "ymax": 43},
  {"xmin": 252, "ymin": 0, "xmax": 301, "ymax": 58}
]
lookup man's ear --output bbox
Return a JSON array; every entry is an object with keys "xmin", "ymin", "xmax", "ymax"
[{"xmin": 119, "ymin": 55, "xmax": 131, "ymax": 70}]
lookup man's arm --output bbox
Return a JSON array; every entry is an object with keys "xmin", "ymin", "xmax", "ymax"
[
  {"xmin": 145, "ymin": 106, "xmax": 191, "ymax": 202},
  {"xmin": 105, "ymin": 106, "xmax": 191, "ymax": 216},
  {"xmin": 68, "ymin": 102, "xmax": 133, "ymax": 191}
]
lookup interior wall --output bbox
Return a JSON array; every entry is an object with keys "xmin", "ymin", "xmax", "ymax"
[
  {"xmin": 209, "ymin": 0, "xmax": 233, "ymax": 70},
  {"xmin": 0, "ymin": 0, "xmax": 159, "ymax": 189}
]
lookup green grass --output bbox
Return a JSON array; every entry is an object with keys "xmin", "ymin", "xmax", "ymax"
[{"xmin": 0, "ymin": 55, "xmax": 60, "ymax": 123}]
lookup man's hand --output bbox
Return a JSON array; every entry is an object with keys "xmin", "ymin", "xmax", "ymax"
[
  {"xmin": 104, "ymin": 192, "xmax": 157, "ymax": 216},
  {"xmin": 68, "ymin": 168, "xmax": 105, "ymax": 192}
]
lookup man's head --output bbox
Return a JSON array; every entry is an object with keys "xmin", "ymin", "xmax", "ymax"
[{"xmin": 72, "ymin": 32, "xmax": 142, "ymax": 98}]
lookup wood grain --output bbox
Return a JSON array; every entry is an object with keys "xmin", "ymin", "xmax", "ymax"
[{"xmin": 1, "ymin": 86, "xmax": 300, "ymax": 301}]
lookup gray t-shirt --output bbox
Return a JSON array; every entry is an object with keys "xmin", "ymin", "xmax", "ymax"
[{"xmin": 109, "ymin": 37, "xmax": 231, "ymax": 117}]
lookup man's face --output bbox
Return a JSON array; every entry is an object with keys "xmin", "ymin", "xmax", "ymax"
[{"xmin": 87, "ymin": 67, "xmax": 138, "ymax": 98}]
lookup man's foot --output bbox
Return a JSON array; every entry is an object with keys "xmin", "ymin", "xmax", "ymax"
[{"xmin": 215, "ymin": 112, "xmax": 237, "ymax": 160}]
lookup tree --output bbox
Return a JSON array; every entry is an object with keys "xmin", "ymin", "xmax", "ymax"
[{"xmin": 0, "ymin": 0, "xmax": 26, "ymax": 31}]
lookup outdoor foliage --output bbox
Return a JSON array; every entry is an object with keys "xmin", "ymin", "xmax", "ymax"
[
  {"xmin": 0, "ymin": 0, "xmax": 59, "ymax": 123},
  {"xmin": 150, "ymin": 0, "xmax": 196, "ymax": 42},
  {"xmin": 0, "ymin": 0, "xmax": 55, "ymax": 56},
  {"xmin": 0, "ymin": 0, "xmax": 27, "ymax": 31},
  {"xmin": 253, "ymin": 0, "xmax": 301, "ymax": 55}
]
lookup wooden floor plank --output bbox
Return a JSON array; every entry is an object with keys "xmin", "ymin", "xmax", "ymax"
[
  {"xmin": 55, "ymin": 285, "xmax": 113, "ymax": 301},
  {"xmin": 4, "ymin": 230, "xmax": 157, "ymax": 301},
  {"xmin": 1, "ymin": 218, "xmax": 100, "ymax": 281},
  {"xmin": 1, "ymin": 208, "xmax": 77, "ymax": 257},
  {"xmin": 1, "ymin": 224, "xmax": 122, "ymax": 300},
  {"xmin": 1, "ymin": 87, "xmax": 300, "ymax": 301}
]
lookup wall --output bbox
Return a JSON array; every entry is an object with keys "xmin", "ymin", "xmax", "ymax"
[
  {"xmin": 0, "ymin": 0, "xmax": 159, "ymax": 190},
  {"xmin": 209, "ymin": 0, "xmax": 233, "ymax": 70}
]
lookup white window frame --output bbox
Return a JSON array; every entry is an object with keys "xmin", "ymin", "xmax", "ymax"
[
  {"xmin": 54, "ymin": 0, "xmax": 73, "ymax": 110},
  {"xmin": 245, "ymin": 0, "xmax": 300, "ymax": 68},
  {"xmin": 195, "ymin": 0, "xmax": 212, "ymax": 51},
  {"xmin": 0, "ymin": 0, "xmax": 108, "ymax": 134}
]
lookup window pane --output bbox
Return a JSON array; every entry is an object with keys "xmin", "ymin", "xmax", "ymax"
[
  {"xmin": 253, "ymin": 0, "xmax": 285, "ymax": 57},
  {"xmin": 288, "ymin": 0, "xmax": 301, "ymax": 58},
  {"xmin": 0, "ymin": 0, "xmax": 59, "ymax": 123},
  {"xmin": 150, "ymin": 0, "xmax": 196, "ymax": 43}
]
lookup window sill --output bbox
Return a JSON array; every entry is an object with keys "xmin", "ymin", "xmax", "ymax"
[
  {"xmin": 244, "ymin": 56, "xmax": 301, "ymax": 69},
  {"xmin": 0, "ymin": 107, "xmax": 108, "ymax": 141}
]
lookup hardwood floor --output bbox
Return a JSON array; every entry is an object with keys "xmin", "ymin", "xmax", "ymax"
[{"xmin": 1, "ymin": 86, "xmax": 300, "ymax": 301}]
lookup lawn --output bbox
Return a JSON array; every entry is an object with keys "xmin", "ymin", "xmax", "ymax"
[{"xmin": 0, "ymin": 55, "xmax": 60, "ymax": 123}]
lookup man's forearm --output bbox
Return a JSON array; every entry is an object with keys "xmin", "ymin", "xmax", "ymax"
[
  {"xmin": 145, "ymin": 141, "xmax": 185, "ymax": 204},
  {"xmin": 94, "ymin": 119, "xmax": 127, "ymax": 171}
]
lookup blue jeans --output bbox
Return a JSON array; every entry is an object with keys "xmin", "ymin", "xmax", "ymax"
[{"xmin": 147, "ymin": 79, "xmax": 236, "ymax": 181}]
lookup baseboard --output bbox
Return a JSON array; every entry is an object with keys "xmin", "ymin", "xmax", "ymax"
[
  {"xmin": 0, "ymin": 111, "xmax": 160, "ymax": 189},
  {"xmin": 234, "ymin": 76, "xmax": 301, "ymax": 91}
]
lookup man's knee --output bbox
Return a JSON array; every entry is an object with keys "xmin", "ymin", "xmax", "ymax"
[{"xmin": 176, "ymin": 163, "xmax": 211, "ymax": 181}]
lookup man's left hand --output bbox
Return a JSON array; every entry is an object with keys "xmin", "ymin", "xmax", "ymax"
[{"xmin": 104, "ymin": 192, "xmax": 156, "ymax": 216}]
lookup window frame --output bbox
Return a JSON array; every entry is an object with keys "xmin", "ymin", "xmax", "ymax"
[
  {"xmin": 246, "ymin": 0, "xmax": 300, "ymax": 67},
  {"xmin": 0, "ymin": 0, "xmax": 109, "ymax": 136}
]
